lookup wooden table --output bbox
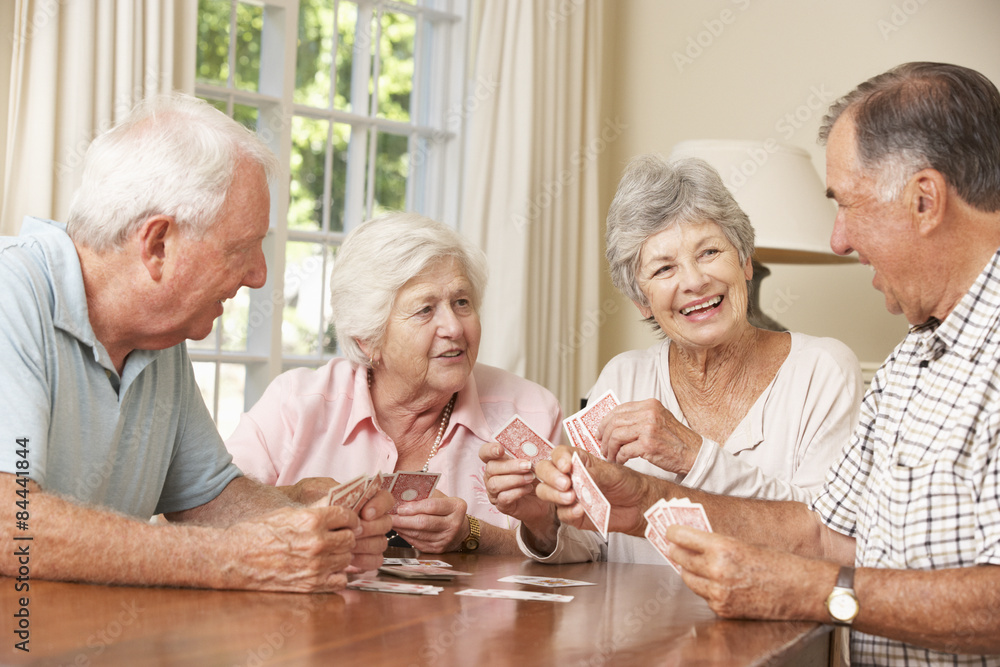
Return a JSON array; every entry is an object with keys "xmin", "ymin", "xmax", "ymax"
[{"xmin": 1, "ymin": 551, "xmax": 830, "ymax": 666}]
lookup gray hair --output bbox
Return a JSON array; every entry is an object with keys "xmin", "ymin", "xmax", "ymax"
[
  {"xmin": 819, "ymin": 62, "xmax": 1000, "ymax": 211},
  {"xmin": 67, "ymin": 93, "xmax": 279, "ymax": 251},
  {"xmin": 330, "ymin": 212, "xmax": 489, "ymax": 366},
  {"xmin": 605, "ymin": 155, "xmax": 754, "ymax": 308}
]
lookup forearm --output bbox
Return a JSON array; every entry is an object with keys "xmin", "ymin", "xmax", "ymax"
[
  {"xmin": 852, "ymin": 565, "xmax": 1000, "ymax": 654},
  {"xmin": 2, "ymin": 484, "xmax": 237, "ymax": 588},
  {"xmin": 476, "ymin": 522, "xmax": 521, "ymax": 556},
  {"xmin": 644, "ymin": 477, "xmax": 848, "ymax": 560},
  {"xmin": 166, "ymin": 475, "xmax": 294, "ymax": 526}
]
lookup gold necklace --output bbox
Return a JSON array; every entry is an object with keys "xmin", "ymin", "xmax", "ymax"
[{"xmin": 422, "ymin": 393, "xmax": 456, "ymax": 473}]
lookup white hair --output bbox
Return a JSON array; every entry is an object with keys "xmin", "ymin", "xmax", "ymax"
[
  {"xmin": 329, "ymin": 212, "xmax": 488, "ymax": 366},
  {"xmin": 67, "ymin": 93, "xmax": 279, "ymax": 251}
]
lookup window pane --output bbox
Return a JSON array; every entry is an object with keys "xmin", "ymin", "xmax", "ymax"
[
  {"xmin": 220, "ymin": 286, "xmax": 253, "ymax": 352},
  {"xmin": 289, "ymin": 116, "xmax": 328, "ymax": 231},
  {"xmin": 233, "ymin": 103, "xmax": 259, "ymax": 131},
  {"xmin": 378, "ymin": 11, "xmax": 415, "ymax": 122},
  {"xmin": 192, "ymin": 361, "xmax": 217, "ymax": 419},
  {"xmin": 234, "ymin": 2, "xmax": 263, "ymax": 92},
  {"xmin": 187, "ymin": 320, "xmax": 219, "ymax": 351},
  {"xmin": 334, "ymin": 2, "xmax": 364, "ymax": 113},
  {"xmin": 216, "ymin": 363, "xmax": 247, "ymax": 439},
  {"xmin": 197, "ymin": 0, "xmax": 231, "ymax": 86},
  {"xmin": 295, "ymin": 0, "xmax": 335, "ymax": 107},
  {"xmin": 330, "ymin": 123, "xmax": 351, "ymax": 232},
  {"xmin": 323, "ymin": 245, "xmax": 339, "ymax": 355},
  {"xmin": 283, "ymin": 241, "xmax": 327, "ymax": 355},
  {"xmin": 374, "ymin": 131, "xmax": 409, "ymax": 214}
]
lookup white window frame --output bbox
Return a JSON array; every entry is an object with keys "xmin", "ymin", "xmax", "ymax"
[{"xmin": 190, "ymin": 0, "xmax": 469, "ymax": 436}]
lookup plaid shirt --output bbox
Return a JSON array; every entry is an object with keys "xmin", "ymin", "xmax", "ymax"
[{"xmin": 812, "ymin": 249, "xmax": 1000, "ymax": 667}]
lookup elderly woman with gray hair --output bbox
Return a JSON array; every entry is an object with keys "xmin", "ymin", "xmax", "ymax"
[
  {"xmin": 226, "ymin": 213, "xmax": 562, "ymax": 554},
  {"xmin": 482, "ymin": 154, "xmax": 862, "ymax": 564}
]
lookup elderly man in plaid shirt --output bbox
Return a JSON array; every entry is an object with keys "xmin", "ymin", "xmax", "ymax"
[{"xmin": 530, "ymin": 62, "xmax": 1000, "ymax": 666}]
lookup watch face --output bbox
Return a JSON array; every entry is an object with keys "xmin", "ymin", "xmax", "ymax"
[
  {"xmin": 464, "ymin": 538, "xmax": 480, "ymax": 551},
  {"xmin": 829, "ymin": 592, "xmax": 859, "ymax": 621}
]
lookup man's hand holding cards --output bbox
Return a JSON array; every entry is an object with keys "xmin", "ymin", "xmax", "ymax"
[{"xmin": 643, "ymin": 498, "xmax": 713, "ymax": 572}]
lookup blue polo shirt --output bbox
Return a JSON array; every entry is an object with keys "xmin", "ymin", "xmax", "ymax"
[{"xmin": 0, "ymin": 217, "xmax": 241, "ymax": 517}]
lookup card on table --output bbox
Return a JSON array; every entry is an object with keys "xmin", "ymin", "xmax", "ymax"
[
  {"xmin": 388, "ymin": 471, "xmax": 441, "ymax": 514},
  {"xmin": 346, "ymin": 579, "xmax": 443, "ymax": 595},
  {"xmin": 377, "ymin": 565, "xmax": 472, "ymax": 580},
  {"xmin": 497, "ymin": 575, "xmax": 595, "ymax": 588},
  {"xmin": 381, "ymin": 558, "xmax": 452, "ymax": 568},
  {"xmin": 454, "ymin": 589, "xmax": 573, "ymax": 603},
  {"xmin": 569, "ymin": 451, "xmax": 611, "ymax": 540},
  {"xmin": 493, "ymin": 415, "xmax": 555, "ymax": 465}
]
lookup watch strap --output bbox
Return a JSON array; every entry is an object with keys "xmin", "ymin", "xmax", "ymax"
[
  {"xmin": 462, "ymin": 515, "xmax": 481, "ymax": 551},
  {"xmin": 835, "ymin": 565, "xmax": 855, "ymax": 590}
]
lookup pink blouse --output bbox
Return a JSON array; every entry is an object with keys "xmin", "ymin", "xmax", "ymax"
[{"xmin": 225, "ymin": 359, "xmax": 563, "ymax": 528}]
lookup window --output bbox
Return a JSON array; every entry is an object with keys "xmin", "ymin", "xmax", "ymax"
[{"xmin": 192, "ymin": 0, "xmax": 469, "ymax": 437}]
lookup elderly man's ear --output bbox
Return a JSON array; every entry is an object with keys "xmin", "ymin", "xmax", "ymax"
[
  {"xmin": 137, "ymin": 215, "xmax": 177, "ymax": 281},
  {"xmin": 909, "ymin": 169, "xmax": 948, "ymax": 236}
]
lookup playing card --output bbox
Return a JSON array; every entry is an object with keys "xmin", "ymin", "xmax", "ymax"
[
  {"xmin": 388, "ymin": 471, "xmax": 441, "ymax": 514},
  {"xmin": 665, "ymin": 502, "xmax": 712, "ymax": 532},
  {"xmin": 327, "ymin": 474, "xmax": 367, "ymax": 508},
  {"xmin": 645, "ymin": 522, "xmax": 681, "ymax": 573},
  {"xmin": 351, "ymin": 473, "xmax": 384, "ymax": 512},
  {"xmin": 494, "ymin": 415, "xmax": 555, "ymax": 465},
  {"xmin": 643, "ymin": 498, "xmax": 712, "ymax": 571},
  {"xmin": 578, "ymin": 390, "xmax": 620, "ymax": 453},
  {"xmin": 378, "ymin": 565, "xmax": 471, "ymax": 580},
  {"xmin": 562, "ymin": 414, "xmax": 604, "ymax": 460},
  {"xmin": 346, "ymin": 579, "xmax": 443, "ymax": 595},
  {"xmin": 570, "ymin": 451, "xmax": 610, "ymax": 540},
  {"xmin": 380, "ymin": 472, "xmax": 398, "ymax": 493},
  {"xmin": 497, "ymin": 575, "xmax": 595, "ymax": 588},
  {"xmin": 643, "ymin": 499, "xmax": 673, "ymax": 535},
  {"xmin": 454, "ymin": 589, "xmax": 573, "ymax": 603},
  {"xmin": 381, "ymin": 558, "xmax": 453, "ymax": 568}
]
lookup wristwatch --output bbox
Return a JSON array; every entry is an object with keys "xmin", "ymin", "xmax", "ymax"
[
  {"xmin": 826, "ymin": 566, "xmax": 860, "ymax": 625},
  {"xmin": 462, "ymin": 515, "xmax": 481, "ymax": 551}
]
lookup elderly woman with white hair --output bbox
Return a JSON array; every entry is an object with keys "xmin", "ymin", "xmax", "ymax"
[
  {"xmin": 226, "ymin": 212, "xmax": 562, "ymax": 554},
  {"xmin": 481, "ymin": 155, "xmax": 862, "ymax": 564}
]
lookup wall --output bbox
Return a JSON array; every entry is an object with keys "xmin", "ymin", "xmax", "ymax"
[
  {"xmin": 0, "ymin": 2, "xmax": 13, "ymax": 217},
  {"xmin": 597, "ymin": 0, "xmax": 1000, "ymax": 374}
]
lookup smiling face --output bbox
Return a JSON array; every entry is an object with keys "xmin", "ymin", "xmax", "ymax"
[
  {"xmin": 826, "ymin": 116, "xmax": 925, "ymax": 322},
  {"xmin": 635, "ymin": 219, "xmax": 753, "ymax": 349},
  {"xmin": 373, "ymin": 257, "xmax": 481, "ymax": 403},
  {"xmin": 171, "ymin": 159, "xmax": 269, "ymax": 342}
]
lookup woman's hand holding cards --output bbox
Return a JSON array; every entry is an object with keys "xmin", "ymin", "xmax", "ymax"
[
  {"xmin": 479, "ymin": 442, "xmax": 560, "ymax": 550},
  {"xmin": 392, "ymin": 492, "xmax": 469, "ymax": 553}
]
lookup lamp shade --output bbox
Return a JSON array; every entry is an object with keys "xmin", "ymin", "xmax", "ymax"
[{"xmin": 669, "ymin": 139, "xmax": 852, "ymax": 264}]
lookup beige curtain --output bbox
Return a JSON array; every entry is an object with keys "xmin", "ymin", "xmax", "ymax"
[
  {"xmin": 1, "ymin": 0, "xmax": 196, "ymax": 236},
  {"xmin": 462, "ymin": 0, "xmax": 604, "ymax": 414}
]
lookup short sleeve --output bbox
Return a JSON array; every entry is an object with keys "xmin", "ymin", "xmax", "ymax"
[
  {"xmin": 154, "ymin": 349, "xmax": 242, "ymax": 514},
  {"xmin": 0, "ymin": 248, "xmax": 55, "ymax": 484}
]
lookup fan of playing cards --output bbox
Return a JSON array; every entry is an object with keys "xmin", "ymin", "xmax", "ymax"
[
  {"xmin": 563, "ymin": 389, "xmax": 620, "ymax": 461},
  {"xmin": 643, "ymin": 498, "xmax": 713, "ymax": 573},
  {"xmin": 322, "ymin": 470, "xmax": 442, "ymax": 514}
]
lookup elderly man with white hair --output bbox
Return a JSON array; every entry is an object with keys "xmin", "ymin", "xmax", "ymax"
[
  {"xmin": 0, "ymin": 94, "xmax": 392, "ymax": 592},
  {"xmin": 226, "ymin": 212, "xmax": 563, "ymax": 554}
]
